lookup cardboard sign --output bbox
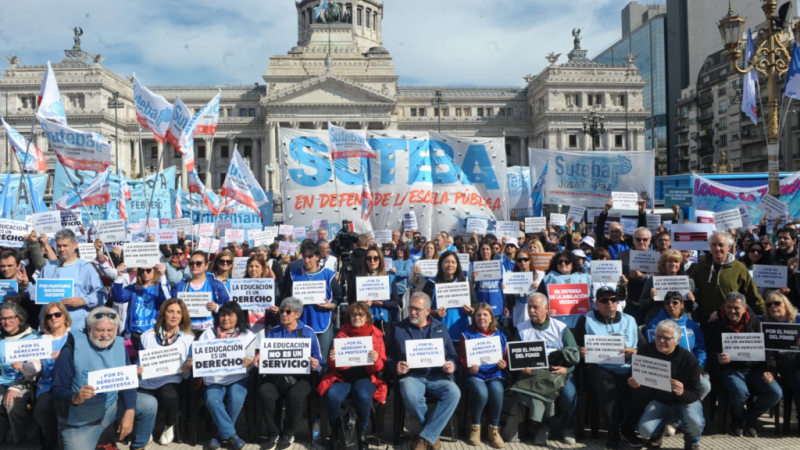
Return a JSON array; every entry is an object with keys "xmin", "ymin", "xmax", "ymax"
[
  {"xmin": 629, "ymin": 250, "xmax": 660, "ymax": 273},
  {"xmin": 466, "ymin": 218, "xmax": 489, "ymax": 234},
  {"xmin": 473, "ymin": 260, "xmax": 502, "ymax": 281},
  {"xmin": 620, "ymin": 218, "xmax": 637, "ymax": 236},
  {"xmin": 531, "ymin": 253, "xmax": 554, "ymax": 272},
  {"xmin": 232, "ymin": 257, "xmax": 249, "ymax": 279},
  {"xmin": 714, "ymin": 209, "xmax": 743, "ymax": 231},
  {"xmin": 260, "ymin": 338, "xmax": 312, "ymax": 374},
  {"xmin": 502, "ymin": 272, "xmax": 534, "ymax": 295},
  {"xmin": 278, "ymin": 241, "xmax": 297, "ymax": 255},
  {"xmin": 193, "ymin": 338, "xmax": 247, "ymax": 377},
  {"xmin": 525, "ymin": 217, "xmax": 547, "ymax": 233},
  {"xmin": 762, "ymin": 322, "xmax": 800, "ymax": 352},
  {"xmin": 139, "ymin": 218, "xmax": 160, "ymax": 230},
  {"xmin": 78, "ymin": 243, "xmax": 97, "ymax": 262},
  {"xmin": 60, "ymin": 209, "xmax": 83, "ymax": 233},
  {"xmin": 670, "ymin": 224, "xmax": 715, "ymax": 251},
  {"xmin": 292, "ymin": 227, "xmax": 307, "ymax": 241},
  {"xmin": 547, "ymin": 283, "xmax": 590, "ymax": 316},
  {"xmin": 664, "ymin": 187, "xmax": 693, "ymax": 207},
  {"xmin": 652, "ymin": 276, "xmax": 692, "ymax": 300},
  {"xmin": 457, "ymin": 253, "xmax": 470, "ymax": 270},
  {"xmin": 87, "ymin": 365, "xmax": 139, "ymax": 393},
  {"xmin": 251, "ymin": 231, "xmax": 273, "ymax": 247},
  {"xmin": 406, "ymin": 338, "xmax": 445, "ymax": 369},
  {"xmin": 373, "ymin": 230, "xmax": 393, "ymax": 245},
  {"xmin": 567, "ymin": 205, "xmax": 586, "ymax": 223},
  {"xmin": 507, "ymin": 340, "xmax": 548, "ymax": 371},
  {"xmin": 123, "ymin": 243, "xmax": 160, "ymax": 268},
  {"xmin": 435, "ymin": 282, "xmax": 471, "ymax": 309},
  {"xmin": 154, "ymin": 229, "xmax": 178, "ymax": 244},
  {"xmin": 170, "ymin": 218, "xmax": 192, "ymax": 235},
  {"xmin": 0, "ymin": 219, "xmax": 29, "ymax": 248},
  {"xmin": 4, "ymin": 339, "xmax": 52, "ymax": 363},
  {"xmin": 216, "ymin": 219, "xmax": 232, "ymax": 230},
  {"xmin": 177, "ymin": 292, "xmax": 213, "ymax": 318},
  {"xmin": 356, "ymin": 276, "xmax": 391, "ymax": 301},
  {"xmin": 584, "ymin": 335, "xmax": 625, "ymax": 364},
  {"xmin": 198, "ymin": 223, "xmax": 215, "ymax": 236},
  {"xmin": 590, "ymin": 260, "xmax": 622, "ymax": 283},
  {"xmin": 738, "ymin": 205, "xmax": 752, "ymax": 230},
  {"xmin": 495, "ymin": 221, "xmax": 519, "ymax": 238},
  {"xmin": 403, "ymin": 211, "xmax": 418, "ymax": 230},
  {"xmin": 31, "ymin": 211, "xmax": 61, "ymax": 234},
  {"xmin": 756, "ymin": 194, "xmax": 789, "ymax": 220},
  {"xmin": 722, "ymin": 333, "xmax": 766, "ymax": 362},
  {"xmin": 221, "ymin": 229, "xmax": 242, "ymax": 244},
  {"xmin": 384, "ymin": 257, "xmax": 393, "ymax": 270},
  {"xmin": 611, "ymin": 191, "xmax": 638, "ymax": 210},
  {"xmin": 632, "ymin": 354, "xmax": 672, "ymax": 393},
  {"xmin": 312, "ymin": 219, "xmax": 328, "ymax": 230},
  {"xmin": 416, "ymin": 260, "xmax": 439, "ymax": 277},
  {"xmin": 549, "ymin": 213, "xmax": 567, "ymax": 227},
  {"xmin": 292, "ymin": 280, "xmax": 327, "ymax": 305},
  {"xmin": 464, "ymin": 335, "xmax": 504, "ymax": 367},
  {"xmin": 230, "ymin": 279, "xmax": 275, "ymax": 310},
  {"xmin": 752, "ymin": 264, "xmax": 788, "ymax": 289},
  {"xmin": 333, "ymin": 336, "xmax": 374, "ymax": 367},
  {"xmin": 35, "ymin": 279, "xmax": 74, "ymax": 304},
  {"xmin": 128, "ymin": 223, "xmax": 143, "ymax": 234},
  {"xmin": 646, "ymin": 215, "xmax": 661, "ymax": 233},
  {"xmin": 279, "ymin": 224, "xmax": 294, "ymax": 236},
  {"xmin": 139, "ymin": 346, "xmax": 183, "ymax": 380},
  {"xmin": 693, "ymin": 210, "xmax": 715, "ymax": 224}
]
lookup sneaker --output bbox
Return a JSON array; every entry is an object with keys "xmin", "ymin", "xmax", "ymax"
[
  {"xmin": 262, "ymin": 435, "xmax": 280, "ymax": 450},
  {"xmin": 664, "ymin": 424, "xmax": 676, "ymax": 437},
  {"xmin": 159, "ymin": 425, "xmax": 175, "ymax": 445},
  {"xmin": 534, "ymin": 428, "xmax": 549, "ymax": 446},
  {"xmin": 647, "ymin": 436, "xmax": 663, "ymax": 448},
  {"xmin": 605, "ymin": 432, "xmax": 621, "ymax": 450},
  {"xmin": 562, "ymin": 428, "xmax": 576, "ymax": 445},
  {"xmin": 229, "ymin": 435, "xmax": 246, "ymax": 450},
  {"xmin": 209, "ymin": 436, "xmax": 223, "ymax": 450},
  {"xmin": 729, "ymin": 417, "xmax": 744, "ymax": 437},
  {"xmin": 621, "ymin": 430, "xmax": 643, "ymax": 448},
  {"xmin": 744, "ymin": 419, "xmax": 759, "ymax": 438},
  {"xmin": 277, "ymin": 434, "xmax": 295, "ymax": 450}
]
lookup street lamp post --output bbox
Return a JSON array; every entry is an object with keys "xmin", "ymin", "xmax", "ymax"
[
  {"xmin": 431, "ymin": 90, "xmax": 447, "ymax": 133},
  {"xmin": 107, "ymin": 92, "xmax": 124, "ymax": 175},
  {"xmin": 582, "ymin": 109, "xmax": 606, "ymax": 150},
  {"xmin": 718, "ymin": 0, "xmax": 791, "ymax": 197}
]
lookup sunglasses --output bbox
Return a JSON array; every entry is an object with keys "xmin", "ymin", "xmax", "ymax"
[
  {"xmin": 654, "ymin": 334, "xmax": 674, "ymax": 342},
  {"xmin": 350, "ymin": 312, "xmax": 366, "ymax": 318},
  {"xmin": 596, "ymin": 297, "xmax": 619, "ymax": 304},
  {"xmin": 140, "ymin": 268, "xmax": 154, "ymax": 274},
  {"xmin": 365, "ymin": 256, "xmax": 381, "ymax": 262},
  {"xmin": 45, "ymin": 311, "xmax": 64, "ymax": 320},
  {"xmin": 557, "ymin": 260, "xmax": 572, "ymax": 265},
  {"xmin": 767, "ymin": 301, "xmax": 783, "ymax": 308},
  {"xmin": 279, "ymin": 309, "xmax": 295, "ymax": 315},
  {"xmin": 92, "ymin": 312, "xmax": 117, "ymax": 320},
  {"xmin": 516, "ymin": 257, "xmax": 530, "ymax": 263},
  {"xmin": 634, "ymin": 238, "xmax": 650, "ymax": 242},
  {"xmin": 217, "ymin": 260, "xmax": 233, "ymax": 265},
  {"xmin": 749, "ymin": 249, "xmax": 763, "ymax": 254}
]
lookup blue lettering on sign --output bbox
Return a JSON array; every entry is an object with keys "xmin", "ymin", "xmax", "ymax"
[
  {"xmin": 171, "ymin": 104, "xmax": 190, "ymax": 130},
  {"xmin": 554, "ymin": 155, "xmax": 633, "ymax": 185},
  {"xmin": 287, "ymin": 137, "xmax": 368, "ymax": 187},
  {"xmin": 134, "ymin": 90, "xmax": 172, "ymax": 127},
  {"xmin": 431, "ymin": 140, "xmax": 499, "ymax": 189}
]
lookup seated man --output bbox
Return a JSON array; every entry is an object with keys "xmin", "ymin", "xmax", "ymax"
[
  {"xmin": 573, "ymin": 286, "xmax": 643, "ymax": 450},
  {"xmin": 706, "ymin": 292, "xmax": 782, "ymax": 438},
  {"xmin": 389, "ymin": 292, "xmax": 460, "ymax": 450},
  {"xmin": 0, "ymin": 249, "xmax": 36, "ymax": 328},
  {"xmin": 629, "ymin": 320, "xmax": 704, "ymax": 450},
  {"xmin": 50, "ymin": 306, "xmax": 156, "ymax": 450}
]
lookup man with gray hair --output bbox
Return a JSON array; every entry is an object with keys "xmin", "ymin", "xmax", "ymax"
[
  {"xmin": 690, "ymin": 231, "xmax": 764, "ymax": 322},
  {"xmin": 628, "ymin": 319, "xmax": 703, "ymax": 450},
  {"xmin": 27, "ymin": 229, "xmax": 106, "ymax": 329},
  {"xmin": 50, "ymin": 306, "xmax": 156, "ymax": 450}
]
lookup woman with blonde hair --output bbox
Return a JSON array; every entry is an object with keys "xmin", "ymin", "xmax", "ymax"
[
  {"xmin": 244, "ymin": 253, "xmax": 277, "ymax": 333},
  {"xmin": 211, "ymin": 249, "xmax": 236, "ymax": 290},
  {"xmin": 761, "ymin": 291, "xmax": 800, "ymax": 434},
  {"xmin": 640, "ymin": 249, "xmax": 696, "ymax": 324}
]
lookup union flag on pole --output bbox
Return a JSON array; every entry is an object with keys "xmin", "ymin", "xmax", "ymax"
[
  {"xmin": 220, "ymin": 146, "xmax": 268, "ymax": 218},
  {"xmin": 187, "ymin": 168, "xmax": 219, "ymax": 216},
  {"xmin": 195, "ymin": 91, "xmax": 221, "ymax": 136},
  {"xmin": 328, "ymin": 121, "xmax": 376, "ymax": 159},
  {"xmin": 37, "ymin": 61, "xmax": 67, "ymax": 126},
  {"xmin": 38, "ymin": 112, "xmax": 113, "ymax": 172},
  {"xmin": 165, "ymin": 96, "xmax": 196, "ymax": 171},
  {"xmin": 133, "ymin": 74, "xmax": 172, "ymax": 143},
  {"xmin": 55, "ymin": 167, "xmax": 111, "ymax": 210},
  {"xmin": 1, "ymin": 115, "xmax": 47, "ymax": 171},
  {"xmin": 361, "ymin": 171, "xmax": 373, "ymax": 220}
]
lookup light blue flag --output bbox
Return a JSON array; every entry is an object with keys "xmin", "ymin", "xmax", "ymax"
[
  {"xmin": 0, "ymin": 172, "xmax": 13, "ymax": 218},
  {"xmin": 530, "ymin": 161, "xmax": 548, "ymax": 217},
  {"xmin": 742, "ymin": 29, "xmax": 759, "ymax": 125},
  {"xmin": 784, "ymin": 42, "xmax": 800, "ymax": 100},
  {"xmin": 26, "ymin": 173, "xmax": 48, "ymax": 213},
  {"xmin": 315, "ymin": 0, "xmax": 329, "ymax": 18}
]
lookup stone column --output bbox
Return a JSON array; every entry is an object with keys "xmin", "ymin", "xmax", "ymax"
[
  {"xmin": 204, "ymin": 138, "xmax": 212, "ymax": 187},
  {"xmin": 181, "ymin": 144, "xmax": 188, "ymax": 190},
  {"xmin": 268, "ymin": 123, "xmax": 277, "ymax": 193},
  {"xmin": 226, "ymin": 136, "xmax": 236, "ymax": 189},
  {"xmin": 157, "ymin": 141, "xmax": 165, "ymax": 171},
  {"xmin": 253, "ymin": 137, "xmax": 261, "ymax": 188},
  {"xmin": 359, "ymin": 121, "xmax": 369, "ymax": 131},
  {"xmin": 313, "ymin": 122, "xmax": 323, "ymax": 130}
]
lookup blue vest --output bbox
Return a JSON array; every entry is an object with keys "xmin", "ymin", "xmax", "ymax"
[
  {"xmin": 474, "ymin": 264, "xmax": 505, "ymax": 316},
  {"xmin": 430, "ymin": 280, "xmax": 471, "ymax": 342},
  {"xmin": 0, "ymin": 331, "xmax": 38, "ymax": 387},
  {"xmin": 461, "ymin": 328, "xmax": 507, "ymax": 382},
  {"xmin": 290, "ymin": 267, "xmax": 336, "ymax": 333},
  {"xmin": 66, "ymin": 331, "xmax": 127, "ymax": 427},
  {"xmin": 583, "ymin": 311, "xmax": 638, "ymax": 374},
  {"xmin": 36, "ymin": 333, "xmax": 70, "ymax": 397}
]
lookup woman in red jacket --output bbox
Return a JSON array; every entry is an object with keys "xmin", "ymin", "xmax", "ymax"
[{"xmin": 317, "ymin": 302, "xmax": 387, "ymax": 445}]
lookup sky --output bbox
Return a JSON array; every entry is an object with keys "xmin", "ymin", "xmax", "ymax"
[{"xmin": 0, "ymin": 0, "xmax": 665, "ymax": 88}]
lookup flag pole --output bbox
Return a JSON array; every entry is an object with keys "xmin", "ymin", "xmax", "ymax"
[
  {"xmin": 12, "ymin": 117, "xmax": 38, "ymax": 220},
  {"xmin": 143, "ymin": 141, "xmax": 167, "ymax": 236},
  {"xmin": 62, "ymin": 168, "xmax": 115, "ymax": 268},
  {"xmin": 197, "ymin": 135, "xmax": 215, "ymax": 249},
  {"xmin": 135, "ymin": 125, "xmax": 147, "ymax": 235}
]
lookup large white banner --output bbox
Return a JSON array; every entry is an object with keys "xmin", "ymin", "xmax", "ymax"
[
  {"xmin": 528, "ymin": 148, "xmax": 654, "ymax": 208},
  {"xmin": 507, "ymin": 166, "xmax": 532, "ymax": 219},
  {"xmin": 279, "ymin": 128, "xmax": 508, "ymax": 235}
]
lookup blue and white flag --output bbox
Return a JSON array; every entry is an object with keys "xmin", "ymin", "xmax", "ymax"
[
  {"xmin": 530, "ymin": 161, "xmax": 548, "ymax": 217},
  {"xmin": 27, "ymin": 173, "xmax": 48, "ymax": 214},
  {"xmin": 742, "ymin": 29, "xmax": 759, "ymax": 125},
  {"xmin": 37, "ymin": 61, "xmax": 67, "ymax": 126},
  {"xmin": 315, "ymin": 0, "xmax": 329, "ymax": 19},
  {"xmin": 784, "ymin": 42, "xmax": 800, "ymax": 100},
  {"xmin": 0, "ymin": 173, "xmax": 13, "ymax": 218}
]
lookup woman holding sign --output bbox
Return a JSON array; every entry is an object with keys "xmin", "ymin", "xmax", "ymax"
[
  {"xmin": 357, "ymin": 247, "xmax": 398, "ymax": 330},
  {"xmin": 423, "ymin": 251, "xmax": 477, "ymax": 342},
  {"xmin": 171, "ymin": 251, "xmax": 231, "ymax": 335},
  {"xmin": 503, "ymin": 249, "xmax": 544, "ymax": 328},
  {"xmin": 136, "ymin": 298, "xmax": 194, "ymax": 446},
  {"xmin": 112, "ymin": 263, "xmax": 170, "ymax": 351},
  {"xmin": 0, "ymin": 303, "xmax": 38, "ymax": 443},
  {"xmin": 761, "ymin": 291, "xmax": 800, "ymax": 423},
  {"xmin": 409, "ymin": 241, "xmax": 438, "ymax": 293},
  {"xmin": 536, "ymin": 251, "xmax": 593, "ymax": 328},
  {"xmin": 243, "ymin": 254, "xmax": 277, "ymax": 333},
  {"xmin": 210, "ymin": 250, "xmax": 235, "ymax": 291},
  {"xmin": 472, "ymin": 242, "xmax": 505, "ymax": 319},
  {"xmin": 317, "ymin": 302, "xmax": 387, "ymax": 447},
  {"xmin": 639, "ymin": 250, "xmax": 696, "ymax": 325},
  {"xmin": 391, "ymin": 242, "xmax": 413, "ymax": 298},
  {"xmin": 459, "ymin": 303, "xmax": 508, "ymax": 448}
]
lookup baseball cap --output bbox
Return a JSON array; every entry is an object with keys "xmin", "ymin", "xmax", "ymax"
[
  {"xmin": 572, "ymin": 249, "xmax": 587, "ymax": 259},
  {"xmin": 595, "ymin": 286, "xmax": 617, "ymax": 299},
  {"xmin": 581, "ymin": 236, "xmax": 595, "ymax": 248}
]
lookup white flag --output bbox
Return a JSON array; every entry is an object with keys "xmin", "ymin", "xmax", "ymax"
[
  {"xmin": 328, "ymin": 121, "xmax": 376, "ymax": 159},
  {"xmin": 1, "ymin": 114, "xmax": 47, "ymax": 171},
  {"xmin": 38, "ymin": 111, "xmax": 113, "ymax": 172},
  {"xmin": 220, "ymin": 146, "xmax": 268, "ymax": 218},
  {"xmin": 133, "ymin": 74, "xmax": 173, "ymax": 143},
  {"xmin": 195, "ymin": 91, "xmax": 221, "ymax": 136},
  {"xmin": 37, "ymin": 61, "xmax": 67, "ymax": 126},
  {"xmin": 742, "ymin": 29, "xmax": 759, "ymax": 126}
]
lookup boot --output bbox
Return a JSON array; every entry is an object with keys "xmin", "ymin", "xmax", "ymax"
[
  {"xmin": 487, "ymin": 425, "xmax": 505, "ymax": 448},
  {"xmin": 468, "ymin": 424, "xmax": 481, "ymax": 446},
  {"xmin": 358, "ymin": 428, "xmax": 368, "ymax": 448}
]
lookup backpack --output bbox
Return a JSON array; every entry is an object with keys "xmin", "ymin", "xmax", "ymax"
[{"xmin": 334, "ymin": 405, "xmax": 359, "ymax": 450}]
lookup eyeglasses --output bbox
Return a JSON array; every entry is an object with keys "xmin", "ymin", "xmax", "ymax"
[
  {"xmin": 140, "ymin": 268, "xmax": 153, "ymax": 274},
  {"xmin": 516, "ymin": 257, "xmax": 530, "ymax": 263},
  {"xmin": 408, "ymin": 306, "xmax": 426, "ymax": 313},
  {"xmin": 350, "ymin": 312, "xmax": 366, "ymax": 318},
  {"xmin": 655, "ymin": 334, "xmax": 674, "ymax": 342},
  {"xmin": 45, "ymin": 312, "xmax": 64, "ymax": 320},
  {"xmin": 596, "ymin": 297, "xmax": 619, "ymax": 304},
  {"xmin": 635, "ymin": 238, "xmax": 650, "ymax": 242},
  {"xmin": 189, "ymin": 261, "xmax": 205, "ymax": 267},
  {"xmin": 217, "ymin": 260, "xmax": 233, "ymax": 266},
  {"xmin": 767, "ymin": 301, "xmax": 784, "ymax": 308},
  {"xmin": 92, "ymin": 312, "xmax": 117, "ymax": 320},
  {"xmin": 365, "ymin": 256, "xmax": 381, "ymax": 262},
  {"xmin": 557, "ymin": 260, "xmax": 572, "ymax": 265},
  {"xmin": 749, "ymin": 249, "xmax": 762, "ymax": 254},
  {"xmin": 279, "ymin": 309, "xmax": 295, "ymax": 315},
  {"xmin": 0, "ymin": 315, "xmax": 18, "ymax": 322}
]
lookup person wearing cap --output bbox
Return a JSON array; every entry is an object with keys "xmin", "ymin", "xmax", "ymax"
[
  {"xmin": 616, "ymin": 227, "xmax": 654, "ymax": 325},
  {"xmin": 500, "ymin": 240, "xmax": 518, "ymax": 272},
  {"xmin": 573, "ymin": 286, "xmax": 643, "ymax": 450},
  {"xmin": 410, "ymin": 236, "xmax": 427, "ymax": 263},
  {"xmin": 572, "ymin": 249, "xmax": 589, "ymax": 273},
  {"xmin": 579, "ymin": 237, "xmax": 595, "ymax": 261}
]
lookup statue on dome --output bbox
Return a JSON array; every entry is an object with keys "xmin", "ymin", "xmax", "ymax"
[
  {"xmin": 72, "ymin": 27, "xmax": 83, "ymax": 50},
  {"xmin": 572, "ymin": 28, "xmax": 582, "ymax": 50}
]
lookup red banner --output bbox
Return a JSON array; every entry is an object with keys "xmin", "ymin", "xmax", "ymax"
[{"xmin": 547, "ymin": 283, "xmax": 590, "ymax": 316}]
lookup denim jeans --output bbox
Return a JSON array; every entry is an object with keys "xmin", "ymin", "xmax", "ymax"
[
  {"xmin": 638, "ymin": 400, "xmax": 704, "ymax": 445},
  {"xmin": 399, "ymin": 373, "xmax": 461, "ymax": 444},
  {"xmin": 317, "ymin": 326, "xmax": 334, "ymax": 365},
  {"xmin": 464, "ymin": 377, "xmax": 504, "ymax": 426},
  {"xmin": 720, "ymin": 369, "xmax": 783, "ymax": 420},
  {"xmin": 205, "ymin": 380, "xmax": 248, "ymax": 440},
  {"xmin": 324, "ymin": 378, "xmax": 377, "ymax": 430},
  {"xmin": 541, "ymin": 374, "xmax": 577, "ymax": 430},
  {"xmin": 60, "ymin": 393, "xmax": 157, "ymax": 450}
]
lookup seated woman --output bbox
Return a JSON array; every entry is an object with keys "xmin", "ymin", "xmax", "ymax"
[
  {"xmin": 356, "ymin": 246, "xmax": 398, "ymax": 332},
  {"xmin": 136, "ymin": 298, "xmax": 195, "ymax": 446},
  {"xmin": 761, "ymin": 291, "xmax": 800, "ymax": 429},
  {"xmin": 0, "ymin": 302, "xmax": 38, "ymax": 443},
  {"xmin": 197, "ymin": 301, "xmax": 257, "ymax": 450},
  {"xmin": 423, "ymin": 250, "xmax": 477, "ymax": 343},
  {"xmin": 317, "ymin": 302, "xmax": 387, "ymax": 447}
]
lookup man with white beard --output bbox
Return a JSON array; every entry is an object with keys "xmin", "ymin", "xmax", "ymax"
[{"xmin": 50, "ymin": 307, "xmax": 157, "ymax": 450}]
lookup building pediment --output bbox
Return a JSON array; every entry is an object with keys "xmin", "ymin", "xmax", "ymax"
[{"xmin": 265, "ymin": 73, "xmax": 396, "ymax": 107}]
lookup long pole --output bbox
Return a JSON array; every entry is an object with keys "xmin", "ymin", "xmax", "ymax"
[
  {"xmin": 143, "ymin": 141, "xmax": 167, "ymax": 236},
  {"xmin": 62, "ymin": 168, "xmax": 115, "ymax": 267},
  {"xmin": 136, "ymin": 125, "xmax": 147, "ymax": 234},
  {"xmin": 197, "ymin": 136, "xmax": 215, "ymax": 248},
  {"xmin": 12, "ymin": 117, "xmax": 38, "ymax": 220}
]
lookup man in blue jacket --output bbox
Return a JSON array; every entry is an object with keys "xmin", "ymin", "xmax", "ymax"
[{"xmin": 389, "ymin": 292, "xmax": 460, "ymax": 450}]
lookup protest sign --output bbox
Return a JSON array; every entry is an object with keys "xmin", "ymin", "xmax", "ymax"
[
  {"xmin": 714, "ymin": 209, "xmax": 743, "ymax": 231},
  {"xmin": 646, "ymin": 215, "xmax": 661, "ymax": 233},
  {"xmin": 251, "ymin": 231, "xmax": 273, "ymax": 247},
  {"xmin": 632, "ymin": 355, "xmax": 672, "ymax": 392},
  {"xmin": 507, "ymin": 340, "xmax": 548, "ymax": 371},
  {"xmin": 260, "ymin": 338, "xmax": 312, "ymax": 374},
  {"xmin": 586, "ymin": 209, "xmax": 603, "ymax": 228},
  {"xmin": 585, "ymin": 335, "xmax": 625, "ymax": 364},
  {"xmin": 591, "ymin": 260, "xmax": 622, "ymax": 283},
  {"xmin": 403, "ymin": 211, "xmax": 418, "ymax": 230},
  {"xmin": 416, "ymin": 260, "xmax": 439, "ymax": 277},
  {"xmin": 406, "ymin": 338, "xmax": 446, "ymax": 369},
  {"xmin": 196, "ymin": 237, "xmax": 213, "ymax": 253},
  {"xmin": 762, "ymin": 323, "xmax": 800, "ymax": 352},
  {"xmin": 693, "ymin": 210, "xmax": 715, "ymax": 224},
  {"xmin": 0, "ymin": 280, "xmax": 17, "ymax": 301},
  {"xmin": 752, "ymin": 264, "xmax": 787, "ymax": 289},
  {"xmin": 216, "ymin": 219, "xmax": 232, "ymax": 230},
  {"xmin": 154, "ymin": 229, "xmax": 178, "ymax": 244},
  {"xmin": 356, "ymin": 276, "xmax": 391, "ymax": 301},
  {"xmin": 0, "ymin": 219, "xmax": 28, "ymax": 248},
  {"xmin": 292, "ymin": 280, "xmax": 327, "ymax": 305},
  {"xmin": 60, "ymin": 210, "xmax": 83, "ymax": 233},
  {"xmin": 232, "ymin": 257, "xmax": 248, "ymax": 279},
  {"xmin": 139, "ymin": 347, "xmax": 183, "ymax": 380},
  {"xmin": 549, "ymin": 213, "xmax": 566, "ymax": 227},
  {"xmin": 333, "ymin": 336, "xmax": 374, "ymax": 367},
  {"xmin": 193, "ymin": 339, "xmax": 247, "ymax": 377},
  {"xmin": 292, "ymin": 227, "xmax": 306, "ymax": 241},
  {"xmin": 279, "ymin": 224, "xmax": 293, "ymax": 236},
  {"xmin": 738, "ymin": 205, "xmax": 752, "ymax": 230},
  {"xmin": 128, "ymin": 223, "xmax": 143, "ymax": 234},
  {"xmin": 611, "ymin": 191, "xmax": 638, "ymax": 210},
  {"xmin": 756, "ymin": 193, "xmax": 789, "ymax": 220},
  {"xmin": 305, "ymin": 228, "xmax": 318, "ymax": 241},
  {"xmin": 532, "ymin": 253, "xmax": 554, "ymax": 272},
  {"xmin": 670, "ymin": 224, "xmax": 715, "ymax": 250},
  {"xmin": 473, "ymin": 260, "xmax": 502, "ymax": 281},
  {"xmin": 464, "ymin": 336, "xmax": 504, "ymax": 367},
  {"xmin": 547, "ymin": 283, "xmax": 590, "ymax": 315},
  {"xmin": 4, "ymin": 339, "xmax": 52, "ymax": 363},
  {"xmin": 230, "ymin": 279, "xmax": 275, "ymax": 310},
  {"xmin": 160, "ymin": 218, "xmax": 171, "ymax": 228},
  {"xmin": 97, "ymin": 219, "xmax": 126, "ymax": 241},
  {"xmin": 312, "ymin": 219, "xmax": 328, "ymax": 230},
  {"xmin": 177, "ymin": 292, "xmax": 213, "ymax": 318},
  {"xmin": 502, "ymin": 272, "xmax": 534, "ymax": 295},
  {"xmin": 78, "ymin": 243, "xmax": 97, "ymax": 262},
  {"xmin": 620, "ymin": 218, "xmax": 637, "ymax": 235},
  {"xmin": 525, "ymin": 217, "xmax": 546, "ymax": 233},
  {"xmin": 466, "ymin": 218, "xmax": 489, "ymax": 234},
  {"xmin": 139, "ymin": 218, "xmax": 160, "ymax": 230},
  {"xmin": 629, "ymin": 250, "xmax": 660, "ymax": 273},
  {"xmin": 278, "ymin": 241, "xmax": 297, "ymax": 255},
  {"xmin": 32, "ymin": 211, "xmax": 61, "ymax": 234},
  {"xmin": 722, "ymin": 333, "xmax": 766, "ymax": 362},
  {"xmin": 35, "ymin": 279, "xmax": 73, "ymax": 304},
  {"xmin": 198, "ymin": 223, "xmax": 215, "ymax": 236},
  {"xmin": 495, "ymin": 221, "xmax": 519, "ymax": 239},
  {"xmin": 664, "ymin": 187, "xmax": 692, "ymax": 207},
  {"xmin": 435, "ymin": 282, "xmax": 471, "ymax": 308},
  {"xmin": 457, "ymin": 253, "xmax": 470, "ymax": 269},
  {"xmin": 123, "ymin": 243, "xmax": 160, "ymax": 268},
  {"xmin": 87, "ymin": 365, "xmax": 138, "ymax": 393},
  {"xmin": 373, "ymin": 230, "xmax": 392, "ymax": 245},
  {"xmin": 652, "ymin": 276, "xmax": 692, "ymax": 300},
  {"xmin": 170, "ymin": 218, "xmax": 192, "ymax": 235},
  {"xmin": 567, "ymin": 205, "xmax": 586, "ymax": 223}
]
